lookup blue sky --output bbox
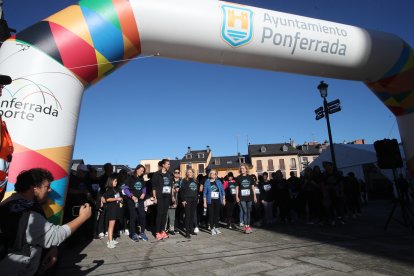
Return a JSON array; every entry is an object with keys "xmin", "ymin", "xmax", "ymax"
[{"xmin": 5, "ymin": 0, "xmax": 413, "ymax": 167}]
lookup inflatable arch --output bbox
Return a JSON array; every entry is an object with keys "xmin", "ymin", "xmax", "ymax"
[{"xmin": 0, "ymin": 0, "xmax": 413, "ymax": 223}]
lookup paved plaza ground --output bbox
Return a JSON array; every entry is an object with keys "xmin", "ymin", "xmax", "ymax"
[{"xmin": 56, "ymin": 200, "xmax": 414, "ymax": 276}]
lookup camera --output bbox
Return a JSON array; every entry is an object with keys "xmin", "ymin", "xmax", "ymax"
[{"xmin": 72, "ymin": 206, "xmax": 81, "ymax": 217}]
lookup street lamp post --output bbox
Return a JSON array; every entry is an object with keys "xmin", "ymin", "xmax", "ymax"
[{"xmin": 314, "ymin": 81, "xmax": 341, "ymax": 171}]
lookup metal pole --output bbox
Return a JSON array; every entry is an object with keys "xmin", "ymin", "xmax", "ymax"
[{"xmin": 323, "ymin": 97, "xmax": 338, "ymax": 171}]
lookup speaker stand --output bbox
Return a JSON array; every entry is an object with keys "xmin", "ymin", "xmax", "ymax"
[{"xmin": 384, "ymin": 168, "xmax": 414, "ymax": 230}]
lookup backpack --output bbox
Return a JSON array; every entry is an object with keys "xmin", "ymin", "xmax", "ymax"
[
  {"xmin": 0, "ymin": 117, "xmax": 13, "ymax": 201},
  {"xmin": 0, "ymin": 199, "xmax": 44, "ymax": 260}
]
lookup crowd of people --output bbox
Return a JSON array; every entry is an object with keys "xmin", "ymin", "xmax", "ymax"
[{"xmin": 64, "ymin": 159, "xmax": 368, "ymax": 249}]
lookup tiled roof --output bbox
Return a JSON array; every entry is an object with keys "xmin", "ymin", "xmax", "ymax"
[
  {"xmin": 207, "ymin": 155, "xmax": 251, "ymax": 169},
  {"xmin": 181, "ymin": 150, "xmax": 210, "ymax": 162}
]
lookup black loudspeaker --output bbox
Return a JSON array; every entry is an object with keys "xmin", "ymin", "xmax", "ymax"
[{"xmin": 374, "ymin": 139, "xmax": 403, "ymax": 169}]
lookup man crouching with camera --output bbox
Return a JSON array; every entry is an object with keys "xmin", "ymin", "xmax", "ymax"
[{"xmin": 0, "ymin": 168, "xmax": 92, "ymax": 275}]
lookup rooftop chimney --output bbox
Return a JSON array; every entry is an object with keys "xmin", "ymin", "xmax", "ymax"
[
  {"xmin": 187, "ymin": 146, "xmax": 191, "ymax": 153},
  {"xmin": 207, "ymin": 145, "xmax": 211, "ymax": 152}
]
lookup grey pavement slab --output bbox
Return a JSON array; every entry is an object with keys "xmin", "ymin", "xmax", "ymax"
[{"xmin": 55, "ymin": 200, "xmax": 414, "ymax": 275}]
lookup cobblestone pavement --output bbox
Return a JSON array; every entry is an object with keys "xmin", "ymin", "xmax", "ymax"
[{"xmin": 56, "ymin": 200, "xmax": 414, "ymax": 275}]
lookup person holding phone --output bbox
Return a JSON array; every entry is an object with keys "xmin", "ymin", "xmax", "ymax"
[
  {"xmin": 0, "ymin": 168, "xmax": 92, "ymax": 276},
  {"xmin": 102, "ymin": 173, "xmax": 122, "ymax": 248}
]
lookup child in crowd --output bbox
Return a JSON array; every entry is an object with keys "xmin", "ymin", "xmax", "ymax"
[{"xmin": 103, "ymin": 173, "xmax": 123, "ymax": 248}]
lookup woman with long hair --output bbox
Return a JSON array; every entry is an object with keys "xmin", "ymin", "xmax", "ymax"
[
  {"xmin": 203, "ymin": 169, "xmax": 225, "ymax": 235},
  {"xmin": 179, "ymin": 168, "xmax": 199, "ymax": 239},
  {"xmin": 123, "ymin": 165, "xmax": 148, "ymax": 242},
  {"xmin": 235, "ymin": 164, "xmax": 257, "ymax": 234},
  {"xmin": 102, "ymin": 173, "xmax": 122, "ymax": 248}
]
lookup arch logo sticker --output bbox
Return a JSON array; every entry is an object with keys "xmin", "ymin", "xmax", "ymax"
[{"xmin": 221, "ymin": 5, "xmax": 254, "ymax": 47}]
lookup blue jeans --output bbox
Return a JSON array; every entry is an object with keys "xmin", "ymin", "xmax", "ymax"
[
  {"xmin": 238, "ymin": 202, "xmax": 244, "ymax": 224},
  {"xmin": 240, "ymin": 201, "xmax": 252, "ymax": 225}
]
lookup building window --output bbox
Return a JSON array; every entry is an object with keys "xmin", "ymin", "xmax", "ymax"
[
  {"xmin": 197, "ymin": 153, "xmax": 204, "ymax": 159},
  {"xmin": 215, "ymin": 158, "xmax": 220, "ymax": 165},
  {"xmin": 239, "ymin": 156, "xmax": 246, "ymax": 163},
  {"xmin": 227, "ymin": 161, "xmax": 232, "ymax": 164},
  {"xmin": 256, "ymin": 160, "xmax": 263, "ymax": 172},
  {"xmin": 186, "ymin": 154, "xmax": 192, "ymax": 159},
  {"xmin": 261, "ymin": 146, "xmax": 266, "ymax": 153},
  {"xmin": 290, "ymin": 158, "xmax": 297, "ymax": 170},
  {"xmin": 282, "ymin": 145, "xmax": 288, "ymax": 152},
  {"xmin": 198, "ymin": 164, "xmax": 205, "ymax": 174},
  {"xmin": 144, "ymin": 164, "xmax": 150, "ymax": 173},
  {"xmin": 186, "ymin": 163, "xmax": 192, "ymax": 170},
  {"xmin": 267, "ymin": 159, "xmax": 274, "ymax": 171},
  {"xmin": 302, "ymin": 157, "xmax": 309, "ymax": 168},
  {"xmin": 279, "ymin": 159, "xmax": 285, "ymax": 170}
]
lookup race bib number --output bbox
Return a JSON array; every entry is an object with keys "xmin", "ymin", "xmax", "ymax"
[
  {"xmin": 162, "ymin": 186, "xmax": 171, "ymax": 194},
  {"xmin": 255, "ymin": 188, "xmax": 260, "ymax": 194},
  {"xmin": 241, "ymin": 189, "xmax": 250, "ymax": 196},
  {"xmin": 211, "ymin": 192, "xmax": 219, "ymax": 199},
  {"xmin": 231, "ymin": 188, "xmax": 236, "ymax": 195},
  {"xmin": 264, "ymin": 184, "xmax": 271, "ymax": 192}
]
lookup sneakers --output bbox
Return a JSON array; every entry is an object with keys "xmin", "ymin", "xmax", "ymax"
[
  {"xmin": 139, "ymin": 233, "xmax": 148, "ymax": 241},
  {"xmin": 156, "ymin": 232, "xmax": 163, "ymax": 241},
  {"xmin": 130, "ymin": 234, "xmax": 139, "ymax": 242},
  {"xmin": 124, "ymin": 229, "xmax": 130, "ymax": 236},
  {"xmin": 215, "ymin": 228, "xmax": 222, "ymax": 234},
  {"xmin": 107, "ymin": 240, "xmax": 119, "ymax": 245},
  {"xmin": 194, "ymin": 227, "xmax": 200, "ymax": 233},
  {"xmin": 161, "ymin": 231, "xmax": 169, "ymax": 239},
  {"xmin": 211, "ymin": 228, "xmax": 218, "ymax": 235},
  {"xmin": 105, "ymin": 232, "xmax": 108, "ymax": 236},
  {"xmin": 185, "ymin": 233, "xmax": 191, "ymax": 239},
  {"xmin": 239, "ymin": 223, "xmax": 245, "ymax": 228},
  {"xmin": 107, "ymin": 240, "xmax": 116, "ymax": 249},
  {"xmin": 245, "ymin": 226, "xmax": 253, "ymax": 234},
  {"xmin": 98, "ymin": 232, "xmax": 105, "ymax": 239}
]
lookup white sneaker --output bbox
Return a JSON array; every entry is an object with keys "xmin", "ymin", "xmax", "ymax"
[
  {"xmin": 98, "ymin": 232, "xmax": 104, "ymax": 239},
  {"xmin": 124, "ymin": 229, "xmax": 130, "ymax": 236},
  {"xmin": 107, "ymin": 240, "xmax": 119, "ymax": 245},
  {"xmin": 107, "ymin": 241, "xmax": 116, "ymax": 249},
  {"xmin": 211, "ymin": 228, "xmax": 216, "ymax": 235},
  {"xmin": 194, "ymin": 227, "xmax": 200, "ymax": 233},
  {"xmin": 105, "ymin": 232, "xmax": 108, "ymax": 236},
  {"xmin": 215, "ymin": 228, "xmax": 221, "ymax": 234},
  {"xmin": 239, "ymin": 223, "xmax": 244, "ymax": 227}
]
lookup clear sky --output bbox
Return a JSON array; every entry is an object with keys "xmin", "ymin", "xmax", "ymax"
[{"xmin": 4, "ymin": 0, "xmax": 413, "ymax": 167}]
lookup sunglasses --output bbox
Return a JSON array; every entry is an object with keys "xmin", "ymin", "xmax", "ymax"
[{"xmin": 174, "ymin": 172, "xmax": 180, "ymax": 174}]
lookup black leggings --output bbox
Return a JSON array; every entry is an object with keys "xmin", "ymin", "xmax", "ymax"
[
  {"xmin": 184, "ymin": 200, "xmax": 197, "ymax": 234},
  {"xmin": 127, "ymin": 199, "xmax": 146, "ymax": 236},
  {"xmin": 155, "ymin": 196, "xmax": 171, "ymax": 233},
  {"xmin": 225, "ymin": 201, "xmax": 236, "ymax": 224},
  {"xmin": 208, "ymin": 199, "xmax": 220, "ymax": 228}
]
